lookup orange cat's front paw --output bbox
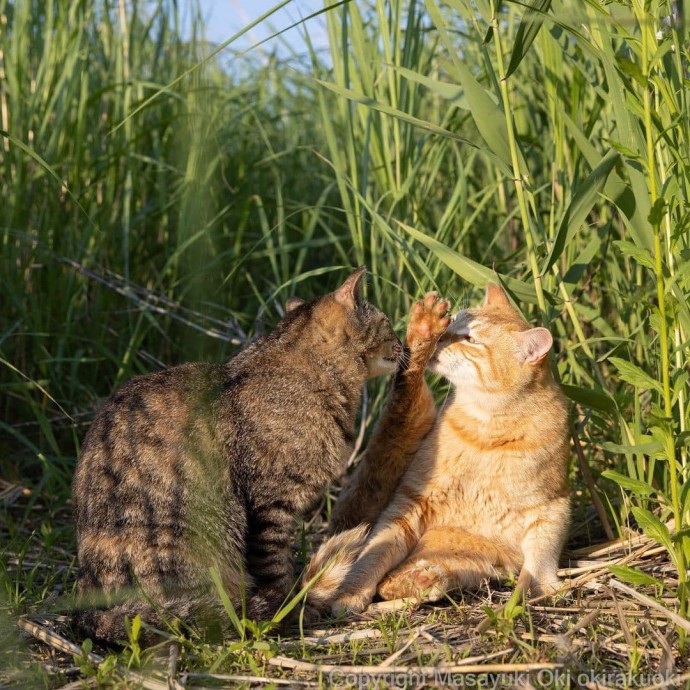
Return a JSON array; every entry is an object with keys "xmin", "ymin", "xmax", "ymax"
[
  {"xmin": 407, "ymin": 292, "xmax": 451, "ymax": 350},
  {"xmin": 330, "ymin": 589, "xmax": 374, "ymax": 616}
]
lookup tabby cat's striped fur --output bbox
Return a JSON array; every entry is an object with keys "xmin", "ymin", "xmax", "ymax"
[{"xmin": 72, "ymin": 268, "xmax": 402, "ymax": 642}]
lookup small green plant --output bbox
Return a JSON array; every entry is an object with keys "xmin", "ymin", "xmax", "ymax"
[{"xmin": 375, "ymin": 609, "xmax": 410, "ymax": 654}]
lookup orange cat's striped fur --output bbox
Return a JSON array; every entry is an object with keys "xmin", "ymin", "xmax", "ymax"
[{"xmin": 306, "ymin": 285, "xmax": 570, "ymax": 613}]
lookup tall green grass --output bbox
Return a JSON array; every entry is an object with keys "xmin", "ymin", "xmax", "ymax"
[
  {"xmin": 1, "ymin": 0, "xmax": 344, "ymax": 487},
  {"xmin": 311, "ymin": 0, "xmax": 690, "ymax": 620},
  {"xmin": 1, "ymin": 0, "xmax": 688, "ymax": 640}
]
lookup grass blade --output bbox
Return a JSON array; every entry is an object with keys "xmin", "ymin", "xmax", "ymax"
[
  {"xmin": 542, "ymin": 151, "xmax": 618, "ymax": 273},
  {"xmin": 505, "ymin": 0, "xmax": 552, "ymax": 78}
]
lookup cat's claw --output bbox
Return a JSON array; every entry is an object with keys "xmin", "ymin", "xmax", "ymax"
[{"xmin": 407, "ymin": 292, "xmax": 451, "ymax": 347}]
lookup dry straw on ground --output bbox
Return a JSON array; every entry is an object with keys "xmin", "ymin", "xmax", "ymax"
[{"xmin": 5, "ymin": 478, "xmax": 688, "ymax": 689}]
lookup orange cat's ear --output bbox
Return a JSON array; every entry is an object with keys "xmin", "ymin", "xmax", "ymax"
[
  {"xmin": 514, "ymin": 327, "xmax": 553, "ymax": 364},
  {"xmin": 285, "ymin": 297, "xmax": 306, "ymax": 313},
  {"xmin": 484, "ymin": 283, "xmax": 511, "ymax": 308},
  {"xmin": 334, "ymin": 266, "xmax": 367, "ymax": 310}
]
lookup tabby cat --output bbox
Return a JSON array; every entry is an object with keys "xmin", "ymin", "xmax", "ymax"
[
  {"xmin": 72, "ymin": 267, "xmax": 402, "ymax": 642},
  {"xmin": 306, "ymin": 285, "xmax": 570, "ymax": 612}
]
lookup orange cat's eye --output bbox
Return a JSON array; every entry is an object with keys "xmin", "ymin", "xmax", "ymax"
[{"xmin": 467, "ymin": 337, "xmax": 477, "ymax": 344}]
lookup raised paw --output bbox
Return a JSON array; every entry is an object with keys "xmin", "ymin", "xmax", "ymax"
[
  {"xmin": 407, "ymin": 292, "xmax": 451, "ymax": 350},
  {"xmin": 377, "ymin": 562, "xmax": 447, "ymax": 601}
]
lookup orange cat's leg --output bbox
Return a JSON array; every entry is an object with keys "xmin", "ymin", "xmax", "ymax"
[
  {"xmin": 518, "ymin": 497, "xmax": 570, "ymax": 596},
  {"xmin": 377, "ymin": 527, "xmax": 521, "ymax": 602},
  {"xmin": 331, "ymin": 293, "xmax": 450, "ymax": 532},
  {"xmin": 330, "ymin": 490, "xmax": 429, "ymax": 614}
]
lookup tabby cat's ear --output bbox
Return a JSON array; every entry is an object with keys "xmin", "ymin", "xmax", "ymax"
[
  {"xmin": 514, "ymin": 327, "xmax": 553, "ymax": 365},
  {"xmin": 334, "ymin": 266, "xmax": 367, "ymax": 310},
  {"xmin": 484, "ymin": 283, "xmax": 511, "ymax": 308},
  {"xmin": 285, "ymin": 297, "xmax": 306, "ymax": 313}
]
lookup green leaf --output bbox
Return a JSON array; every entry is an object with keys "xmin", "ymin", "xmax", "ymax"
[
  {"xmin": 506, "ymin": 0, "xmax": 553, "ymax": 78},
  {"xmin": 458, "ymin": 0, "xmax": 494, "ymax": 24},
  {"xmin": 613, "ymin": 240, "xmax": 656, "ymax": 270},
  {"xmin": 601, "ymin": 470, "xmax": 657, "ymax": 497},
  {"xmin": 598, "ymin": 46, "xmax": 654, "ymax": 252},
  {"xmin": 558, "ymin": 94, "xmax": 653, "ymax": 252},
  {"xmin": 130, "ymin": 614, "xmax": 141, "ymax": 642},
  {"xmin": 562, "ymin": 232, "xmax": 604, "ymax": 288},
  {"xmin": 672, "ymin": 527, "xmax": 690, "ymax": 544},
  {"xmin": 542, "ymin": 151, "xmax": 618, "ymax": 273},
  {"xmin": 608, "ymin": 357, "xmax": 664, "ymax": 394},
  {"xmin": 673, "ymin": 371, "xmax": 689, "ymax": 406},
  {"xmin": 601, "ymin": 440, "xmax": 665, "ymax": 458},
  {"xmin": 389, "ymin": 65, "xmax": 470, "ymax": 109},
  {"xmin": 397, "ymin": 221, "xmax": 540, "ymax": 303},
  {"xmin": 608, "ymin": 565, "xmax": 662, "ymax": 588},
  {"xmin": 561, "ymin": 384, "xmax": 616, "ymax": 413},
  {"xmin": 631, "ymin": 507, "xmax": 676, "ymax": 564},
  {"xmin": 209, "ymin": 567, "xmax": 245, "ymax": 639},
  {"xmin": 615, "ymin": 56, "xmax": 645, "ymax": 86},
  {"xmin": 426, "ymin": 0, "xmax": 521, "ymax": 174},
  {"xmin": 648, "ymin": 197, "xmax": 668, "ymax": 227},
  {"xmin": 314, "ymin": 79, "xmax": 479, "ymax": 148}
]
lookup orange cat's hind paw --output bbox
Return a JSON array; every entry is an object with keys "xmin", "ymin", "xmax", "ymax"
[
  {"xmin": 407, "ymin": 293, "xmax": 451, "ymax": 348},
  {"xmin": 377, "ymin": 562, "xmax": 448, "ymax": 602},
  {"xmin": 532, "ymin": 576, "xmax": 567, "ymax": 599}
]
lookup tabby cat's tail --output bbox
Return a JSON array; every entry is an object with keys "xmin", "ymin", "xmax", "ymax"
[
  {"xmin": 73, "ymin": 592, "xmax": 229, "ymax": 645},
  {"xmin": 303, "ymin": 524, "xmax": 369, "ymax": 609}
]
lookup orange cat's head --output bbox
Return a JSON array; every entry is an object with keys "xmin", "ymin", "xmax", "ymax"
[{"xmin": 429, "ymin": 284, "xmax": 553, "ymax": 398}]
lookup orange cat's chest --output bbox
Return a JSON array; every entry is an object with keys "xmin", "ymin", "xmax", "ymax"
[
  {"xmin": 432, "ymin": 413, "xmax": 532, "ymax": 476},
  {"xmin": 444, "ymin": 413, "xmax": 534, "ymax": 452},
  {"xmin": 420, "ymin": 415, "xmax": 542, "ymax": 539}
]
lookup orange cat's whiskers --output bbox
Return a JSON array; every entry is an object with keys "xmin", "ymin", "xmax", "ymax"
[{"xmin": 455, "ymin": 291, "xmax": 470, "ymax": 313}]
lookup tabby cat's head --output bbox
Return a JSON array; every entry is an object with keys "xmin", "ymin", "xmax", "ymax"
[
  {"xmin": 286, "ymin": 267, "xmax": 403, "ymax": 378},
  {"xmin": 429, "ymin": 284, "xmax": 553, "ymax": 395}
]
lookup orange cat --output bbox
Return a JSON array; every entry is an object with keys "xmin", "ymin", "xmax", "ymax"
[{"xmin": 307, "ymin": 285, "xmax": 570, "ymax": 613}]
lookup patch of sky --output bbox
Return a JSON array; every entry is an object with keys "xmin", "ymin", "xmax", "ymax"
[{"xmin": 190, "ymin": 0, "xmax": 332, "ymax": 71}]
